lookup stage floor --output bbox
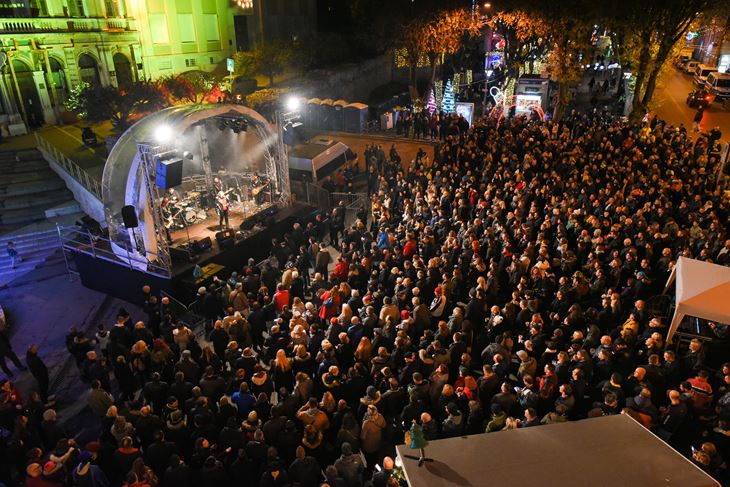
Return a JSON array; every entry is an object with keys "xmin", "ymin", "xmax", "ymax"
[{"xmin": 168, "ymin": 201, "xmax": 273, "ymax": 247}]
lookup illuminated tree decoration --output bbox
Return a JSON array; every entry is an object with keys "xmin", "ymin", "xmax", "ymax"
[
  {"xmin": 434, "ymin": 79, "xmax": 444, "ymax": 110},
  {"xmin": 426, "ymin": 88, "xmax": 437, "ymax": 114},
  {"xmin": 466, "ymin": 69, "xmax": 473, "ymax": 85},
  {"xmin": 453, "ymin": 72, "xmax": 461, "ymax": 91},
  {"xmin": 442, "ymin": 79, "xmax": 455, "ymax": 113}
]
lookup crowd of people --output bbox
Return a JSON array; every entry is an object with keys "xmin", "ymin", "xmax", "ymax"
[{"xmin": 1, "ymin": 108, "xmax": 729, "ymax": 487}]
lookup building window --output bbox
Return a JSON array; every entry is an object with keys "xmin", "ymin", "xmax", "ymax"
[
  {"xmin": 185, "ymin": 58, "xmax": 197, "ymax": 67},
  {"xmin": 178, "ymin": 14, "xmax": 196, "ymax": 43},
  {"xmin": 149, "ymin": 14, "xmax": 169, "ymax": 44},
  {"xmin": 203, "ymin": 14, "xmax": 219, "ymax": 41},
  {"xmin": 30, "ymin": 0, "xmax": 49, "ymax": 16},
  {"xmin": 68, "ymin": 0, "xmax": 85, "ymax": 17},
  {"xmin": 104, "ymin": 0, "xmax": 120, "ymax": 17}
]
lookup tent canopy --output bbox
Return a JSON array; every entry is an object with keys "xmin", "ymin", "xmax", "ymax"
[
  {"xmin": 666, "ymin": 256, "xmax": 730, "ymax": 343},
  {"xmin": 395, "ymin": 414, "xmax": 719, "ymax": 487}
]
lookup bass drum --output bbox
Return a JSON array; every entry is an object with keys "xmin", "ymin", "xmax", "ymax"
[{"xmin": 184, "ymin": 208, "xmax": 198, "ymax": 224}]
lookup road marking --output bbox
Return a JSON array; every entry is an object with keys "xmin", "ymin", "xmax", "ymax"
[{"xmin": 48, "ymin": 126, "xmax": 97, "ymax": 155}]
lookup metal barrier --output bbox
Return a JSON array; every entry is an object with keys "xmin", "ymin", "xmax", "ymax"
[
  {"xmin": 291, "ymin": 181, "xmax": 333, "ymax": 211},
  {"xmin": 35, "ymin": 132, "xmax": 102, "ymax": 199},
  {"xmin": 159, "ymin": 290, "xmax": 206, "ymax": 330},
  {"xmin": 56, "ymin": 224, "xmax": 172, "ymax": 279},
  {"xmin": 331, "ymin": 191, "xmax": 369, "ymax": 211}
]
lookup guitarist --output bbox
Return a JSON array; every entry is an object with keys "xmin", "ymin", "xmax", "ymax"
[{"xmin": 216, "ymin": 190, "xmax": 230, "ymax": 229}]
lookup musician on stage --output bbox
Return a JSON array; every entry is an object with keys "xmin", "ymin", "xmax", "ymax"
[
  {"xmin": 216, "ymin": 190, "xmax": 230, "ymax": 229},
  {"xmin": 213, "ymin": 177, "xmax": 226, "ymax": 193},
  {"xmin": 251, "ymin": 173, "xmax": 268, "ymax": 205}
]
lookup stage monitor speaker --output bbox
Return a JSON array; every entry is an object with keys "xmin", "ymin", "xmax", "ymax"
[
  {"xmin": 155, "ymin": 157, "xmax": 183, "ymax": 189},
  {"xmin": 240, "ymin": 207, "xmax": 269, "ymax": 231},
  {"xmin": 170, "ymin": 246, "xmax": 193, "ymax": 263},
  {"xmin": 191, "ymin": 237, "xmax": 212, "ymax": 254},
  {"xmin": 121, "ymin": 205, "xmax": 139, "ymax": 229},
  {"xmin": 215, "ymin": 229, "xmax": 235, "ymax": 243}
]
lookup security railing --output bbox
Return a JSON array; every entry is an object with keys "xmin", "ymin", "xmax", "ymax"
[
  {"xmin": 35, "ymin": 132, "xmax": 102, "ymax": 199},
  {"xmin": 57, "ymin": 224, "xmax": 171, "ymax": 279}
]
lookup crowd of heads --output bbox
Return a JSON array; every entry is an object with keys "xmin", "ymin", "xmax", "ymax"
[{"xmin": 1, "ymin": 110, "xmax": 729, "ymax": 487}]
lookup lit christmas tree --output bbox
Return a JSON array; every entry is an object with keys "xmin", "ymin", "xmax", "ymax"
[
  {"xmin": 442, "ymin": 79, "xmax": 455, "ymax": 114},
  {"xmin": 434, "ymin": 80, "xmax": 443, "ymax": 110},
  {"xmin": 426, "ymin": 89, "xmax": 437, "ymax": 114}
]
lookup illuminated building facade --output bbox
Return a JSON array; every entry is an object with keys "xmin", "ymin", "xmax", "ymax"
[{"xmin": 0, "ymin": 0, "xmax": 315, "ymax": 131}]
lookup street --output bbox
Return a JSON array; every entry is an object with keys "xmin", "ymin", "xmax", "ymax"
[{"xmin": 653, "ymin": 68, "xmax": 730, "ymax": 138}]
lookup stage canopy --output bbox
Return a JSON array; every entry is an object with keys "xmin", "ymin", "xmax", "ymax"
[
  {"xmin": 665, "ymin": 256, "xmax": 730, "ymax": 344},
  {"xmin": 395, "ymin": 414, "xmax": 719, "ymax": 487},
  {"xmin": 101, "ymin": 104, "xmax": 288, "ymax": 275}
]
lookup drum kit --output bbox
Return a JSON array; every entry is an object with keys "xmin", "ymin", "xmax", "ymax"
[
  {"xmin": 163, "ymin": 191, "xmax": 209, "ymax": 230},
  {"xmin": 160, "ymin": 174, "xmax": 270, "ymax": 231}
]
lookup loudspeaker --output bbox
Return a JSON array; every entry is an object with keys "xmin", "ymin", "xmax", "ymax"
[
  {"xmin": 170, "ymin": 246, "xmax": 193, "ymax": 263},
  {"xmin": 121, "ymin": 205, "xmax": 139, "ymax": 229},
  {"xmin": 215, "ymin": 229, "xmax": 235, "ymax": 243},
  {"xmin": 155, "ymin": 157, "xmax": 183, "ymax": 189},
  {"xmin": 191, "ymin": 237, "xmax": 212, "ymax": 253}
]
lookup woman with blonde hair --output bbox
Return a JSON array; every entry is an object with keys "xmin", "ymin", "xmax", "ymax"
[
  {"xmin": 291, "ymin": 296, "xmax": 306, "ymax": 315},
  {"xmin": 290, "ymin": 324, "xmax": 308, "ymax": 347},
  {"xmin": 355, "ymin": 337, "xmax": 373, "ymax": 364},
  {"xmin": 503, "ymin": 417, "xmax": 520, "ymax": 430},
  {"xmin": 271, "ymin": 348, "xmax": 293, "ymax": 391},
  {"xmin": 338, "ymin": 303, "xmax": 353, "ymax": 323},
  {"xmin": 320, "ymin": 391, "xmax": 336, "ymax": 414}
]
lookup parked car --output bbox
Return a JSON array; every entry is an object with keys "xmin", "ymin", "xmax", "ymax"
[
  {"xmin": 686, "ymin": 89, "xmax": 713, "ymax": 108},
  {"xmin": 693, "ymin": 64, "xmax": 717, "ymax": 86},
  {"xmin": 705, "ymin": 72, "xmax": 730, "ymax": 100},
  {"xmin": 684, "ymin": 61, "xmax": 700, "ymax": 74},
  {"xmin": 675, "ymin": 55, "xmax": 691, "ymax": 68}
]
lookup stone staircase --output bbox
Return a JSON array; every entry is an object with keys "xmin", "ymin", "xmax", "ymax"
[
  {"xmin": 0, "ymin": 228, "xmax": 66, "ymax": 287},
  {"xmin": 0, "ymin": 149, "xmax": 81, "ymax": 232}
]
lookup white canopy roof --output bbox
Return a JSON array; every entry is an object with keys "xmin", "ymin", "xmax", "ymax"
[{"xmin": 666, "ymin": 256, "xmax": 730, "ymax": 343}]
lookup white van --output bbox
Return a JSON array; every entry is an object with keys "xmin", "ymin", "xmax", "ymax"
[
  {"xmin": 684, "ymin": 61, "xmax": 699, "ymax": 74},
  {"xmin": 705, "ymin": 72, "xmax": 730, "ymax": 99},
  {"xmin": 694, "ymin": 64, "xmax": 717, "ymax": 86}
]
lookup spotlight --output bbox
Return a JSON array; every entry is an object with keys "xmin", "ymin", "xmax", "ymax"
[
  {"xmin": 183, "ymin": 151, "xmax": 194, "ymax": 160},
  {"xmin": 154, "ymin": 124, "xmax": 173, "ymax": 143},
  {"xmin": 285, "ymin": 96, "xmax": 301, "ymax": 112}
]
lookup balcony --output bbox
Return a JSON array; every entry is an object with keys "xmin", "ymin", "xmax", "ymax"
[{"xmin": 0, "ymin": 17, "xmax": 137, "ymax": 34}]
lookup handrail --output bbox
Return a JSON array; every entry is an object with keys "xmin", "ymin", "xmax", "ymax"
[
  {"xmin": 56, "ymin": 225, "xmax": 171, "ymax": 279},
  {"xmin": 34, "ymin": 132, "xmax": 103, "ymax": 199}
]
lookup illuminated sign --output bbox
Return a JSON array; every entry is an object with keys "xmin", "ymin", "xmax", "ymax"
[
  {"xmin": 455, "ymin": 102, "xmax": 475, "ymax": 125},
  {"xmin": 515, "ymin": 94, "xmax": 541, "ymax": 114}
]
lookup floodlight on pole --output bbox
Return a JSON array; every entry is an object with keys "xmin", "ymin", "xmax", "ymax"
[
  {"xmin": 154, "ymin": 124, "xmax": 173, "ymax": 143},
  {"xmin": 285, "ymin": 96, "xmax": 301, "ymax": 112}
]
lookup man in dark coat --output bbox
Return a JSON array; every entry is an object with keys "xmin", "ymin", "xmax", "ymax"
[
  {"xmin": 0, "ymin": 329, "xmax": 25, "ymax": 377},
  {"xmin": 288, "ymin": 446, "xmax": 321, "ymax": 487},
  {"xmin": 26, "ymin": 344, "xmax": 49, "ymax": 402}
]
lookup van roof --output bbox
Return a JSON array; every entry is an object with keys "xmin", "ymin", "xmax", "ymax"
[
  {"xmin": 708, "ymin": 72, "xmax": 730, "ymax": 79},
  {"xmin": 696, "ymin": 64, "xmax": 716, "ymax": 70}
]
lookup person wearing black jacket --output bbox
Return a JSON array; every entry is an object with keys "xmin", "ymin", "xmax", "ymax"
[{"xmin": 26, "ymin": 344, "xmax": 49, "ymax": 403}]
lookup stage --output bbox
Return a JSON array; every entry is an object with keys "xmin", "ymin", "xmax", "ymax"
[
  {"xmin": 395, "ymin": 415, "xmax": 719, "ymax": 487},
  {"xmin": 71, "ymin": 202, "xmax": 317, "ymax": 305},
  {"xmin": 167, "ymin": 201, "xmax": 274, "ymax": 251}
]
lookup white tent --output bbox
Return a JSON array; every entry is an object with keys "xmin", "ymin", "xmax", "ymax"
[{"xmin": 665, "ymin": 256, "xmax": 730, "ymax": 344}]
